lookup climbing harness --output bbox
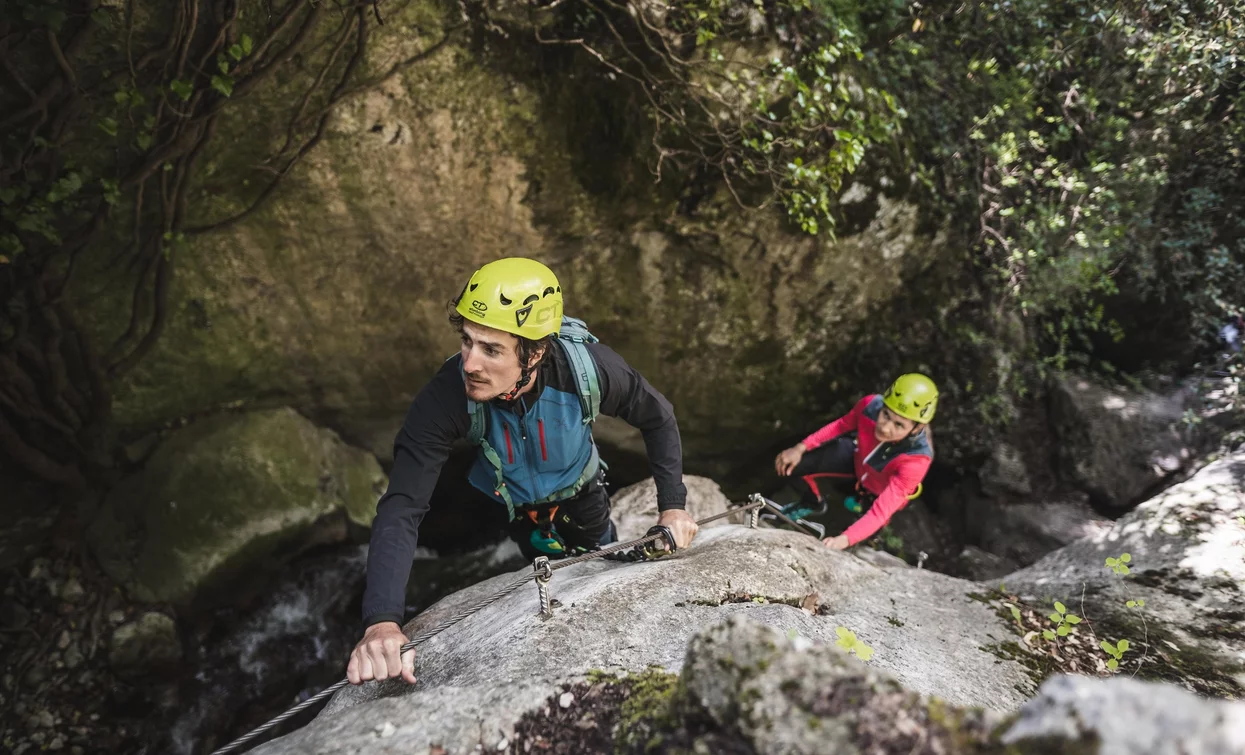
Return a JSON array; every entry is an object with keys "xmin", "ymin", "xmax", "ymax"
[
  {"xmin": 527, "ymin": 506, "xmax": 568, "ymax": 555},
  {"xmin": 210, "ymin": 499, "xmax": 769, "ymax": 755}
]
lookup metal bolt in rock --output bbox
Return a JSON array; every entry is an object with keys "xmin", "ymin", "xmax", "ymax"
[{"xmin": 533, "ymin": 556, "xmax": 554, "ymax": 619}]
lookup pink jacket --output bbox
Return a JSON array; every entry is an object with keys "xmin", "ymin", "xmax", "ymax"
[{"xmin": 801, "ymin": 394, "xmax": 933, "ymax": 545}]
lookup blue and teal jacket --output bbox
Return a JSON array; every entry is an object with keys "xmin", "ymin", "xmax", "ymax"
[{"xmin": 362, "ymin": 341, "xmax": 687, "ymax": 628}]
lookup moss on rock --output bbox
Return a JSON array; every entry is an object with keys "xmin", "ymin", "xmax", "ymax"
[{"xmin": 87, "ymin": 408, "xmax": 385, "ymax": 608}]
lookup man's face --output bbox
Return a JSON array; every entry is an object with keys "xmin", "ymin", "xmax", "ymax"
[
  {"xmin": 460, "ymin": 321, "xmax": 525, "ymax": 401},
  {"xmin": 875, "ymin": 405, "xmax": 918, "ymax": 443}
]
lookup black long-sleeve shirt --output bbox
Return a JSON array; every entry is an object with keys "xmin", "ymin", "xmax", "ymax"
[{"xmin": 362, "ymin": 341, "xmax": 687, "ymax": 627}]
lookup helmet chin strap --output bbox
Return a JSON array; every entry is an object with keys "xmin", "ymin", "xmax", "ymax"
[{"xmin": 499, "ymin": 369, "xmax": 532, "ymax": 402}]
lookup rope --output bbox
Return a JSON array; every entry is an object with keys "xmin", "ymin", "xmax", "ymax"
[{"xmin": 210, "ymin": 499, "xmax": 766, "ymax": 755}]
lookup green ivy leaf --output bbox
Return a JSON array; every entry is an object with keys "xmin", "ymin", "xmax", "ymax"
[
  {"xmin": 217, "ymin": 55, "xmax": 230, "ymax": 74},
  {"xmin": 210, "ymin": 75, "xmax": 234, "ymax": 97},
  {"xmin": 1100, "ymin": 640, "xmax": 1116, "ymax": 654},
  {"xmin": 229, "ymin": 43, "xmax": 244, "ymax": 61},
  {"xmin": 98, "ymin": 117, "xmax": 119, "ymax": 137},
  {"xmin": 1107, "ymin": 658, "xmax": 1118, "ymax": 670},
  {"xmin": 170, "ymin": 80, "xmax": 193, "ymax": 101},
  {"xmin": 144, "ymin": 114, "xmax": 157, "ymax": 129},
  {"xmin": 1054, "ymin": 601, "xmax": 1067, "ymax": 615},
  {"xmin": 1010, "ymin": 606, "xmax": 1022, "ymax": 622},
  {"xmin": 1056, "ymin": 624, "xmax": 1070, "ymax": 637},
  {"xmin": 1065, "ymin": 615, "xmax": 1082, "ymax": 625},
  {"xmin": 855, "ymin": 644, "xmax": 874, "ymax": 662},
  {"xmin": 114, "ymin": 91, "xmax": 130, "ymax": 106},
  {"xmin": 100, "ymin": 179, "xmax": 121, "ymax": 205},
  {"xmin": 241, "ymin": 34, "xmax": 254, "ymax": 56},
  {"xmin": 1048, "ymin": 613, "xmax": 1062, "ymax": 624},
  {"xmin": 1117, "ymin": 639, "xmax": 1130, "ymax": 653},
  {"xmin": 1042, "ymin": 629, "xmax": 1056, "ymax": 641},
  {"xmin": 46, "ymin": 172, "xmax": 84, "ymax": 203},
  {"xmin": 136, "ymin": 133, "xmax": 153, "ymax": 151}
]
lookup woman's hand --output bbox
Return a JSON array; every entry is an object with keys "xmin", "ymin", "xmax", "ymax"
[
  {"xmin": 822, "ymin": 534, "xmax": 849, "ymax": 550},
  {"xmin": 775, "ymin": 443, "xmax": 807, "ymax": 476}
]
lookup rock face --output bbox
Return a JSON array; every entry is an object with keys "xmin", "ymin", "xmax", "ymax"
[
  {"xmin": 1048, "ymin": 374, "xmax": 1197, "ymax": 508},
  {"xmin": 251, "ymin": 607, "xmax": 1245, "ymax": 755},
  {"xmin": 1003, "ymin": 447, "xmax": 1245, "ymax": 697},
  {"xmin": 88, "ymin": 3, "xmax": 954, "ymax": 471},
  {"xmin": 88, "ymin": 408, "xmax": 386, "ymax": 608},
  {"xmin": 239, "ymin": 444, "xmax": 1245, "ymax": 755},
  {"xmin": 249, "ymin": 524, "xmax": 1036, "ymax": 755}
]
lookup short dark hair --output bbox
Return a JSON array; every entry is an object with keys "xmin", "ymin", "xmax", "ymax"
[{"xmin": 447, "ymin": 300, "xmax": 554, "ymax": 369}]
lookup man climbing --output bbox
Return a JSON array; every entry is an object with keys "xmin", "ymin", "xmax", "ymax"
[
  {"xmin": 773, "ymin": 374, "xmax": 937, "ymax": 551},
  {"xmin": 347, "ymin": 257, "xmax": 697, "ymax": 685}
]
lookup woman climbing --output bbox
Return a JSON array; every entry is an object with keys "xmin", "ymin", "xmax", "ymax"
[{"xmin": 773, "ymin": 374, "xmax": 938, "ymax": 550}]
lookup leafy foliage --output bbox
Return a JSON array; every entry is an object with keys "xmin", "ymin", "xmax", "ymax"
[
  {"xmin": 525, "ymin": 0, "xmax": 1245, "ymax": 411},
  {"xmin": 0, "ymin": 0, "xmax": 457, "ymax": 493}
]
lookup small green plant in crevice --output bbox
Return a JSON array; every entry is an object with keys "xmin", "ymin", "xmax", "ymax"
[
  {"xmin": 1106, "ymin": 553, "xmax": 1132, "ymax": 576},
  {"xmin": 1043, "ymin": 601, "xmax": 1082, "ymax": 641},
  {"xmin": 1103, "ymin": 552, "xmax": 1151, "ymax": 675},
  {"xmin": 1100, "ymin": 639, "xmax": 1132, "ymax": 671},
  {"xmin": 835, "ymin": 626, "xmax": 874, "ymax": 661}
]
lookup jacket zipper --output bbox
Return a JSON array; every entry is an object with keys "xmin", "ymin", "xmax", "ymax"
[
  {"xmin": 538, "ymin": 419, "xmax": 548, "ymax": 461},
  {"xmin": 860, "ymin": 442, "xmax": 886, "ymax": 486},
  {"xmin": 504, "ymin": 424, "xmax": 514, "ymax": 464}
]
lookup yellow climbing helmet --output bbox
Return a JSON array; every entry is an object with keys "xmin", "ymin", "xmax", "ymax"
[
  {"xmin": 455, "ymin": 258, "xmax": 564, "ymax": 340},
  {"xmin": 882, "ymin": 373, "xmax": 938, "ymax": 424}
]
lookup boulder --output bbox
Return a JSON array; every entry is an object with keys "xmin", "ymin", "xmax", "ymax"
[
  {"xmin": 979, "ymin": 441, "xmax": 1034, "ymax": 497},
  {"xmin": 249, "ymin": 524, "xmax": 1036, "ymax": 755},
  {"xmin": 1048, "ymin": 374, "xmax": 1196, "ymax": 508},
  {"xmin": 976, "ymin": 500, "xmax": 1111, "ymax": 567},
  {"xmin": 679, "ymin": 617, "xmax": 1245, "ymax": 755},
  {"xmin": 609, "ymin": 475, "xmax": 738, "ymax": 542},
  {"xmin": 954, "ymin": 545, "xmax": 1019, "ymax": 582},
  {"xmin": 88, "ymin": 408, "xmax": 386, "ymax": 608},
  {"xmin": 1000, "ymin": 673, "xmax": 1245, "ymax": 754}
]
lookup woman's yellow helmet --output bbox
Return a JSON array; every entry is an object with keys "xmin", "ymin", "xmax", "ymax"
[{"xmin": 882, "ymin": 373, "xmax": 938, "ymax": 423}]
